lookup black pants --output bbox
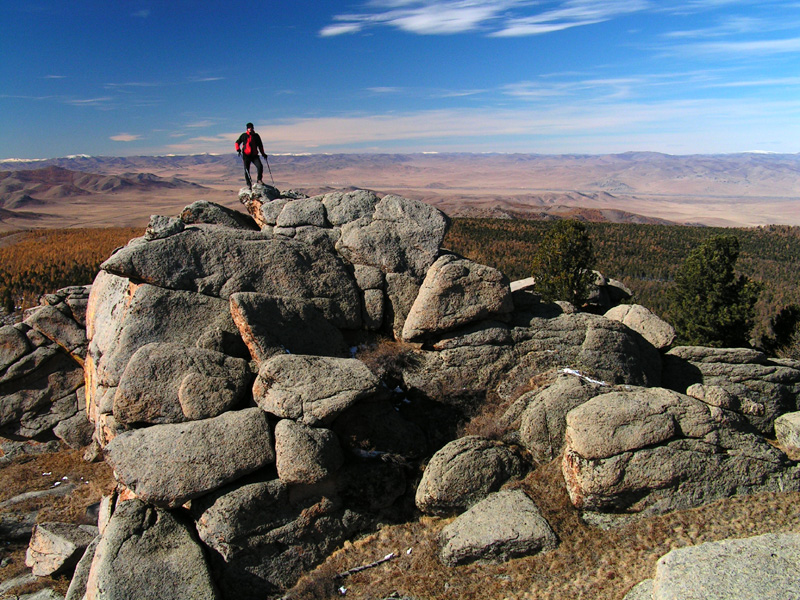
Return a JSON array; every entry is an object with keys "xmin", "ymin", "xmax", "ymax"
[{"xmin": 243, "ymin": 154, "xmax": 263, "ymax": 184}]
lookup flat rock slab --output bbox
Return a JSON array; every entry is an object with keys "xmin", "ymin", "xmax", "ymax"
[
  {"xmin": 229, "ymin": 293, "xmax": 348, "ymax": 363},
  {"xmin": 562, "ymin": 387, "xmax": 800, "ymax": 514},
  {"xmin": 105, "ymin": 407, "xmax": 275, "ymax": 508},
  {"xmin": 439, "ymin": 489, "xmax": 558, "ymax": 566},
  {"xmin": 402, "ymin": 254, "xmax": 513, "ymax": 342},
  {"xmin": 415, "ymin": 436, "xmax": 525, "ymax": 516},
  {"xmin": 253, "ymin": 354, "xmax": 380, "ymax": 426},
  {"xmin": 26, "ymin": 522, "xmax": 98, "ymax": 577},
  {"xmin": 651, "ymin": 533, "xmax": 800, "ymax": 600},
  {"xmin": 99, "ymin": 225, "xmax": 361, "ymax": 328},
  {"xmin": 113, "ymin": 342, "xmax": 250, "ymax": 425},
  {"xmin": 83, "ymin": 499, "xmax": 218, "ymax": 600}
]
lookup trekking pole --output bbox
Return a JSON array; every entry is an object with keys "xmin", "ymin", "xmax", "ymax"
[{"xmin": 264, "ymin": 154, "xmax": 275, "ymax": 186}]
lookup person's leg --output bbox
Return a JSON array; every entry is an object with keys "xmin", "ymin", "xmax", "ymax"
[
  {"xmin": 253, "ymin": 156, "xmax": 264, "ymax": 183},
  {"xmin": 242, "ymin": 155, "xmax": 253, "ymax": 188}
]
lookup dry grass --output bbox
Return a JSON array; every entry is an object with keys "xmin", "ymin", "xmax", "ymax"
[
  {"xmin": 0, "ymin": 446, "xmax": 115, "ymax": 598},
  {"xmin": 286, "ymin": 458, "xmax": 800, "ymax": 600}
]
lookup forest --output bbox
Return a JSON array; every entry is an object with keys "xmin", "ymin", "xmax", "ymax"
[
  {"xmin": 444, "ymin": 219, "xmax": 800, "ymax": 347},
  {"xmin": 0, "ymin": 220, "xmax": 798, "ymax": 352},
  {"xmin": 0, "ymin": 228, "xmax": 140, "ymax": 316}
]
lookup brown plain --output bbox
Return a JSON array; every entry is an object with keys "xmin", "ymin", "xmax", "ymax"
[{"xmin": 1, "ymin": 152, "xmax": 799, "ymax": 229}]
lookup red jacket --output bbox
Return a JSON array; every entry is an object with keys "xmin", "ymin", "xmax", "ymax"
[{"xmin": 235, "ymin": 131, "xmax": 265, "ymax": 156}]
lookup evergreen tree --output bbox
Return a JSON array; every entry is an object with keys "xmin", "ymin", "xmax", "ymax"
[
  {"xmin": 530, "ymin": 220, "xmax": 595, "ymax": 306},
  {"xmin": 669, "ymin": 235, "xmax": 761, "ymax": 347}
]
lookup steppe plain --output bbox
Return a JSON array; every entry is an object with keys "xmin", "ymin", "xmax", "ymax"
[{"xmin": 1, "ymin": 151, "xmax": 798, "ymax": 229}]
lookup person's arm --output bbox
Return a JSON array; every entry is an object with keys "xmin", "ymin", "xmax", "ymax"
[
  {"xmin": 257, "ymin": 134, "xmax": 267, "ymax": 157},
  {"xmin": 235, "ymin": 133, "xmax": 243, "ymax": 154}
]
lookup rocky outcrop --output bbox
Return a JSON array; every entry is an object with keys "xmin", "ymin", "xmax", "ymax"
[
  {"xmin": 0, "ymin": 286, "xmax": 91, "ymax": 444},
  {"xmin": 624, "ymin": 533, "xmax": 800, "ymax": 600},
  {"xmin": 562, "ymin": 387, "xmax": 800, "ymax": 515},
  {"xmin": 663, "ymin": 346, "xmax": 800, "ymax": 434}
]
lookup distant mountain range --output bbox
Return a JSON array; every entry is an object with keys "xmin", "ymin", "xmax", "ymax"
[{"xmin": 1, "ymin": 152, "xmax": 798, "ymax": 227}]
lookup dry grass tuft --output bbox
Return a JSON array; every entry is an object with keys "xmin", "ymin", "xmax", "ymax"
[{"xmin": 356, "ymin": 337, "xmax": 421, "ymax": 386}]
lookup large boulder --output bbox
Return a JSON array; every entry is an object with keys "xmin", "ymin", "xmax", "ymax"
[
  {"xmin": 192, "ymin": 476, "xmax": 369, "ymax": 599},
  {"xmin": 336, "ymin": 195, "xmax": 450, "ymax": 279},
  {"xmin": 415, "ymin": 436, "xmax": 526, "ymax": 515},
  {"xmin": 83, "ymin": 499, "xmax": 219, "ymax": 600},
  {"xmin": 518, "ymin": 373, "xmax": 611, "ymax": 461},
  {"xmin": 625, "ymin": 533, "xmax": 800, "ymax": 600},
  {"xmin": 401, "ymin": 254, "xmax": 513, "ymax": 342},
  {"xmin": 99, "ymin": 226, "xmax": 362, "ymax": 328},
  {"xmin": 663, "ymin": 346, "xmax": 800, "ymax": 434},
  {"xmin": 604, "ymin": 304, "xmax": 676, "ymax": 350},
  {"xmin": 229, "ymin": 292, "xmax": 348, "ymax": 363},
  {"xmin": 104, "ymin": 408, "xmax": 275, "ymax": 508},
  {"xmin": 274, "ymin": 419, "xmax": 344, "ymax": 485},
  {"xmin": 253, "ymin": 355, "xmax": 380, "ymax": 426},
  {"xmin": 562, "ymin": 387, "xmax": 800, "ymax": 515},
  {"xmin": 113, "ymin": 343, "xmax": 250, "ymax": 425},
  {"xmin": 25, "ymin": 522, "xmax": 98, "ymax": 577},
  {"xmin": 439, "ymin": 489, "xmax": 557, "ymax": 566}
]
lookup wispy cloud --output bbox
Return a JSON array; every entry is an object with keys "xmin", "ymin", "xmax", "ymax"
[
  {"xmin": 44, "ymin": 75, "xmax": 66, "ymax": 79},
  {"xmin": 132, "ymin": 9, "xmax": 150, "ymax": 18},
  {"xmin": 110, "ymin": 133, "xmax": 142, "ymax": 142},
  {"xmin": 66, "ymin": 97, "xmax": 114, "ymax": 106},
  {"xmin": 320, "ymin": 0, "xmax": 651, "ymax": 37}
]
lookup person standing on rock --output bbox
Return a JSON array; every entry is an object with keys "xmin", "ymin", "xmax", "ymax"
[{"xmin": 235, "ymin": 122, "xmax": 268, "ymax": 189}]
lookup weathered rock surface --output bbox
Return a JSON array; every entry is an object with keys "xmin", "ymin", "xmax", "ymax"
[
  {"xmin": 83, "ymin": 499, "xmax": 219, "ymax": 600},
  {"xmin": 518, "ymin": 372, "xmax": 612, "ymax": 462},
  {"xmin": 562, "ymin": 387, "xmax": 800, "ymax": 515},
  {"xmin": 439, "ymin": 489, "xmax": 557, "ymax": 566},
  {"xmin": 25, "ymin": 522, "xmax": 98, "ymax": 576},
  {"xmin": 274, "ymin": 419, "xmax": 344, "ymax": 485},
  {"xmin": 104, "ymin": 408, "xmax": 275, "ymax": 508},
  {"xmin": 192, "ymin": 476, "xmax": 368, "ymax": 600},
  {"xmin": 99, "ymin": 226, "xmax": 362, "ymax": 328},
  {"xmin": 254, "ymin": 354, "xmax": 380, "ymax": 426},
  {"xmin": 663, "ymin": 346, "xmax": 800, "ymax": 434},
  {"xmin": 180, "ymin": 200, "xmax": 259, "ymax": 230},
  {"xmin": 113, "ymin": 343, "xmax": 250, "ymax": 425},
  {"xmin": 775, "ymin": 411, "xmax": 800, "ymax": 458},
  {"xmin": 402, "ymin": 254, "xmax": 513, "ymax": 342},
  {"xmin": 415, "ymin": 436, "xmax": 525, "ymax": 515},
  {"xmin": 624, "ymin": 533, "xmax": 800, "ymax": 600},
  {"xmin": 605, "ymin": 304, "xmax": 676, "ymax": 350},
  {"xmin": 229, "ymin": 292, "xmax": 348, "ymax": 363},
  {"xmin": 336, "ymin": 194, "xmax": 450, "ymax": 279}
]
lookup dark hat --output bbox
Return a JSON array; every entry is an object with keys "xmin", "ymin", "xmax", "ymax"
[{"xmin": 246, "ymin": 122, "xmax": 254, "ymax": 129}]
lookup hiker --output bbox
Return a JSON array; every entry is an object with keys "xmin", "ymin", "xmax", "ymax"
[{"xmin": 235, "ymin": 122, "xmax": 268, "ymax": 188}]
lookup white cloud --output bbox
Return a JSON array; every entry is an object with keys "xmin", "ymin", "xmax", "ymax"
[
  {"xmin": 66, "ymin": 97, "xmax": 113, "ymax": 106},
  {"xmin": 110, "ymin": 133, "xmax": 142, "ymax": 142},
  {"xmin": 321, "ymin": 0, "xmax": 652, "ymax": 37},
  {"xmin": 132, "ymin": 9, "xmax": 150, "ymax": 18}
]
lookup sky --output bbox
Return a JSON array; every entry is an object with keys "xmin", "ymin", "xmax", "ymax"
[{"xmin": 2, "ymin": 0, "xmax": 800, "ymax": 159}]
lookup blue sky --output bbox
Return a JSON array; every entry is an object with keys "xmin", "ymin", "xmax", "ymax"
[{"xmin": 2, "ymin": 0, "xmax": 800, "ymax": 159}]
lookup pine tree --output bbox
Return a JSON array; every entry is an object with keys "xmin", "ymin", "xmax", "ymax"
[
  {"xmin": 530, "ymin": 220, "xmax": 595, "ymax": 306},
  {"xmin": 669, "ymin": 235, "xmax": 761, "ymax": 347}
]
